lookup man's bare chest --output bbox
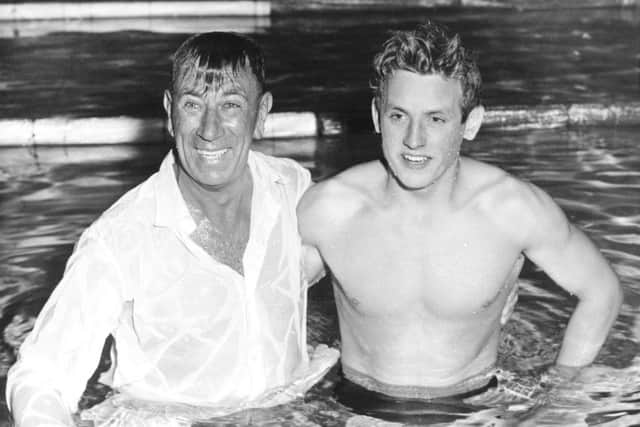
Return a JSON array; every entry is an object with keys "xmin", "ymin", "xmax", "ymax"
[
  {"xmin": 324, "ymin": 219, "xmax": 520, "ymax": 317},
  {"xmin": 190, "ymin": 216, "xmax": 250, "ymax": 275}
]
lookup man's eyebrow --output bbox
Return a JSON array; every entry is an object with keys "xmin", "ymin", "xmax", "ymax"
[
  {"xmin": 424, "ymin": 108, "xmax": 451, "ymax": 116},
  {"xmin": 177, "ymin": 85, "xmax": 249, "ymax": 99},
  {"xmin": 384, "ymin": 103, "xmax": 407, "ymax": 113},
  {"xmin": 220, "ymin": 87, "xmax": 249, "ymax": 97},
  {"xmin": 387, "ymin": 101, "xmax": 453, "ymax": 116},
  {"xmin": 180, "ymin": 89, "xmax": 205, "ymax": 97},
  {"xmin": 176, "ymin": 83, "xmax": 208, "ymax": 97}
]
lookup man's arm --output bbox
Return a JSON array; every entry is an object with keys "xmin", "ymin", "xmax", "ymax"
[
  {"xmin": 302, "ymin": 244, "xmax": 326, "ymax": 288},
  {"xmin": 288, "ymin": 161, "xmax": 326, "ymax": 287},
  {"xmin": 7, "ymin": 230, "xmax": 126, "ymax": 426},
  {"xmin": 297, "ymin": 182, "xmax": 331, "ymax": 288},
  {"xmin": 516, "ymin": 181, "xmax": 623, "ymax": 368}
]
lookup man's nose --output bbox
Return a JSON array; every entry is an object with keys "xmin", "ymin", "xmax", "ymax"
[
  {"xmin": 197, "ymin": 106, "xmax": 223, "ymax": 142},
  {"xmin": 403, "ymin": 121, "xmax": 426, "ymax": 149}
]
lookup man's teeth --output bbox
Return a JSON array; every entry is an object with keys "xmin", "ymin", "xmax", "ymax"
[
  {"xmin": 403, "ymin": 154, "xmax": 430, "ymax": 162},
  {"xmin": 196, "ymin": 148, "xmax": 229, "ymax": 161}
]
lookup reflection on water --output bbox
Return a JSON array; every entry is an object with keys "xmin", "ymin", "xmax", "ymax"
[
  {"xmin": 1, "ymin": 127, "xmax": 639, "ymax": 426},
  {"xmin": 1, "ymin": 9, "xmax": 638, "ymax": 125}
]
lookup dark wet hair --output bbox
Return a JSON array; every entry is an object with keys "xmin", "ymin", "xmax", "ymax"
[
  {"xmin": 371, "ymin": 20, "xmax": 481, "ymax": 121},
  {"xmin": 171, "ymin": 31, "xmax": 266, "ymax": 94}
]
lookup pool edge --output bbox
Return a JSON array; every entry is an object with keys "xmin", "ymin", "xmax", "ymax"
[{"xmin": 1, "ymin": 103, "xmax": 639, "ymax": 146}]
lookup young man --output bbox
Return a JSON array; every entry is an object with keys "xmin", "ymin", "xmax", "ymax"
[
  {"xmin": 7, "ymin": 32, "xmax": 338, "ymax": 426},
  {"xmin": 298, "ymin": 20, "xmax": 622, "ymax": 421}
]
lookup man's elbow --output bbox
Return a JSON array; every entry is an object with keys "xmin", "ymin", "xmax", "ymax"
[
  {"xmin": 6, "ymin": 359, "xmax": 76, "ymax": 425},
  {"xmin": 603, "ymin": 268, "xmax": 623, "ymax": 316},
  {"xmin": 582, "ymin": 271, "xmax": 623, "ymax": 322},
  {"xmin": 609, "ymin": 280, "xmax": 624, "ymax": 318}
]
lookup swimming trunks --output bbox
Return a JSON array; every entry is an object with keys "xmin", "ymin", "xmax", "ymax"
[
  {"xmin": 336, "ymin": 365, "xmax": 498, "ymax": 425},
  {"xmin": 341, "ymin": 364, "xmax": 497, "ymax": 400}
]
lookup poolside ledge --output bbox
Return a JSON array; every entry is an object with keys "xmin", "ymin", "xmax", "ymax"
[
  {"xmin": 0, "ymin": 2, "xmax": 270, "ymax": 20},
  {"xmin": 0, "ymin": 103, "xmax": 639, "ymax": 146},
  {"xmin": 482, "ymin": 102, "xmax": 640, "ymax": 130},
  {"xmin": 1, "ymin": 0, "xmax": 638, "ymax": 20},
  {"xmin": 0, "ymin": 112, "xmax": 341, "ymax": 146}
]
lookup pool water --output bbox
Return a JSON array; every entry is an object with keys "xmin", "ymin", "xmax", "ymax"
[
  {"xmin": 1, "ymin": 6, "xmax": 640, "ymax": 426},
  {"xmin": 1, "ymin": 8, "xmax": 639, "ymax": 126},
  {"xmin": 2, "ymin": 126, "xmax": 640, "ymax": 426}
]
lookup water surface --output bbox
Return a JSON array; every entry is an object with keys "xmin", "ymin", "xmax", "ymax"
[{"xmin": 1, "ymin": 127, "xmax": 640, "ymax": 425}]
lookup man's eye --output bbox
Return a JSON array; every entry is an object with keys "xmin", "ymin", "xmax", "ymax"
[
  {"xmin": 223, "ymin": 102, "xmax": 241, "ymax": 110},
  {"xmin": 432, "ymin": 116, "xmax": 446, "ymax": 123},
  {"xmin": 388, "ymin": 113, "xmax": 404, "ymax": 121},
  {"xmin": 183, "ymin": 101, "xmax": 200, "ymax": 111}
]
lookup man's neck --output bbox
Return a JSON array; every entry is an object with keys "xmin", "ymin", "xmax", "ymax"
[
  {"xmin": 175, "ymin": 166, "xmax": 253, "ymax": 225},
  {"xmin": 384, "ymin": 157, "xmax": 461, "ymax": 208},
  {"xmin": 175, "ymin": 165, "xmax": 253, "ymax": 275}
]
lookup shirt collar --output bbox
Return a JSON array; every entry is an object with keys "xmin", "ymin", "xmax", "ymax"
[
  {"xmin": 153, "ymin": 150, "xmax": 191, "ymax": 228},
  {"xmin": 153, "ymin": 150, "xmax": 288, "ymax": 228},
  {"xmin": 247, "ymin": 149, "xmax": 290, "ymax": 187}
]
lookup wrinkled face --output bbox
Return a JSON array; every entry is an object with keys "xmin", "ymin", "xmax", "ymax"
[
  {"xmin": 374, "ymin": 70, "xmax": 472, "ymax": 191},
  {"xmin": 164, "ymin": 64, "xmax": 271, "ymax": 190}
]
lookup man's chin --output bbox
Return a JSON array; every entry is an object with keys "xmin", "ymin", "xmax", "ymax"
[
  {"xmin": 392, "ymin": 173, "xmax": 435, "ymax": 192},
  {"xmin": 178, "ymin": 167, "xmax": 233, "ymax": 189}
]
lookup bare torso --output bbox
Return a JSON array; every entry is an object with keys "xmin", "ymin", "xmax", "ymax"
[
  {"xmin": 189, "ymin": 203, "xmax": 251, "ymax": 275},
  {"xmin": 304, "ymin": 158, "xmax": 524, "ymax": 387},
  {"xmin": 178, "ymin": 166, "xmax": 254, "ymax": 276}
]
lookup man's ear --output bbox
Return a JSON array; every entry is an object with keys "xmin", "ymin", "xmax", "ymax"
[
  {"xmin": 254, "ymin": 91, "xmax": 273, "ymax": 139},
  {"xmin": 463, "ymin": 105, "xmax": 484, "ymax": 141},
  {"xmin": 163, "ymin": 89, "xmax": 174, "ymax": 138},
  {"xmin": 371, "ymin": 97, "xmax": 381, "ymax": 133}
]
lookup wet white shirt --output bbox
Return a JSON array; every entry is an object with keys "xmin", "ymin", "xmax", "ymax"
[{"xmin": 7, "ymin": 150, "xmax": 337, "ymax": 426}]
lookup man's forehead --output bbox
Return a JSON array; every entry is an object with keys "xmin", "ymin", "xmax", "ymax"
[
  {"xmin": 382, "ymin": 71, "xmax": 463, "ymax": 108},
  {"xmin": 175, "ymin": 63, "xmax": 259, "ymax": 95},
  {"xmin": 386, "ymin": 70, "xmax": 461, "ymax": 90}
]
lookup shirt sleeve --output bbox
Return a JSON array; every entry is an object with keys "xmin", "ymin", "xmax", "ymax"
[
  {"xmin": 6, "ymin": 227, "xmax": 127, "ymax": 425},
  {"xmin": 293, "ymin": 162, "xmax": 312, "ymax": 204}
]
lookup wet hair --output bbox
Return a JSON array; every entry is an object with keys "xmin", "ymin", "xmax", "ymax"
[
  {"xmin": 371, "ymin": 20, "xmax": 481, "ymax": 121},
  {"xmin": 170, "ymin": 31, "xmax": 266, "ymax": 94}
]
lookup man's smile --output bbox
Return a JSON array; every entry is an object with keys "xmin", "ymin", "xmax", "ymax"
[
  {"xmin": 402, "ymin": 153, "xmax": 432, "ymax": 166},
  {"xmin": 195, "ymin": 147, "xmax": 231, "ymax": 162}
]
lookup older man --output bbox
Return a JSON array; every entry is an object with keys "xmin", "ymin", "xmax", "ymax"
[{"xmin": 7, "ymin": 32, "xmax": 337, "ymax": 426}]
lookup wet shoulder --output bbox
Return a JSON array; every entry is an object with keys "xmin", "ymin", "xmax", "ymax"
[
  {"xmin": 88, "ymin": 173, "xmax": 159, "ymax": 245},
  {"xmin": 252, "ymin": 151, "xmax": 307, "ymax": 179},
  {"xmin": 459, "ymin": 157, "xmax": 559, "ymax": 236},
  {"xmin": 97, "ymin": 177, "xmax": 153, "ymax": 223},
  {"xmin": 298, "ymin": 161, "xmax": 383, "ymax": 232},
  {"xmin": 250, "ymin": 151, "xmax": 311, "ymax": 199},
  {"xmin": 459, "ymin": 157, "xmax": 516, "ymax": 198},
  {"xmin": 305, "ymin": 160, "xmax": 382, "ymax": 208}
]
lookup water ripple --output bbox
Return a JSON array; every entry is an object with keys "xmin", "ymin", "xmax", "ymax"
[{"xmin": 1, "ymin": 128, "xmax": 640, "ymax": 425}]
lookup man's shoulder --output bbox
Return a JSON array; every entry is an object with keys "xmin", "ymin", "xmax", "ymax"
[
  {"xmin": 90, "ymin": 173, "xmax": 158, "ymax": 238},
  {"xmin": 299, "ymin": 161, "xmax": 381, "ymax": 223},
  {"xmin": 460, "ymin": 157, "xmax": 528, "ymax": 204},
  {"xmin": 460, "ymin": 157, "xmax": 559, "ymax": 234},
  {"xmin": 337, "ymin": 160, "xmax": 385, "ymax": 188},
  {"xmin": 251, "ymin": 150, "xmax": 310, "ymax": 185},
  {"xmin": 308, "ymin": 160, "xmax": 380, "ymax": 198}
]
